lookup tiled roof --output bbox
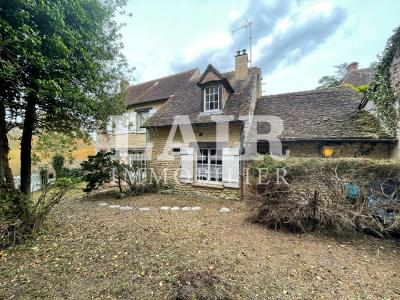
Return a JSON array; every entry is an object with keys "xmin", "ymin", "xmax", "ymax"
[
  {"xmin": 339, "ymin": 68, "xmax": 376, "ymax": 87},
  {"xmin": 127, "ymin": 69, "xmax": 198, "ymax": 106},
  {"xmin": 144, "ymin": 67, "xmax": 260, "ymax": 127},
  {"xmin": 255, "ymin": 88, "xmax": 393, "ymax": 140}
]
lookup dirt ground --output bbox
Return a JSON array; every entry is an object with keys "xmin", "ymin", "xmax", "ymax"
[{"xmin": 1, "ymin": 192, "xmax": 400, "ymax": 299}]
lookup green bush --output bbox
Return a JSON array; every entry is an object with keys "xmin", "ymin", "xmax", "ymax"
[
  {"xmin": 81, "ymin": 152, "xmax": 163, "ymax": 196},
  {"xmin": 81, "ymin": 152, "xmax": 114, "ymax": 193},
  {"xmin": 52, "ymin": 154, "xmax": 65, "ymax": 179}
]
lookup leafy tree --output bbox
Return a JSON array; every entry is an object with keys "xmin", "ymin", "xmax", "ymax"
[
  {"xmin": 316, "ymin": 63, "xmax": 348, "ymax": 89},
  {"xmin": 346, "ymin": 84, "xmax": 370, "ymax": 94},
  {"xmin": 0, "ymin": 0, "xmax": 130, "ymax": 194},
  {"xmin": 32, "ymin": 132, "xmax": 78, "ymax": 169}
]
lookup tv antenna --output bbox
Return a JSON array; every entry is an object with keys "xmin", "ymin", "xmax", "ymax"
[{"xmin": 232, "ymin": 18, "xmax": 252, "ymax": 66}]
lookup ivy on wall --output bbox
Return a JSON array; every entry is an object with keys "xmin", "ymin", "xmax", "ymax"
[{"xmin": 367, "ymin": 26, "xmax": 400, "ymax": 136}]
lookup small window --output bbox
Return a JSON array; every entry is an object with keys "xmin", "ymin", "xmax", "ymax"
[
  {"xmin": 203, "ymin": 86, "xmax": 220, "ymax": 112},
  {"xmin": 257, "ymin": 142, "xmax": 288, "ymax": 156},
  {"xmin": 172, "ymin": 147, "xmax": 181, "ymax": 153},
  {"xmin": 137, "ymin": 110, "xmax": 150, "ymax": 132}
]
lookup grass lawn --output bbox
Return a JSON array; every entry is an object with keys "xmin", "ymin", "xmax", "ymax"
[{"xmin": 1, "ymin": 192, "xmax": 399, "ymax": 299}]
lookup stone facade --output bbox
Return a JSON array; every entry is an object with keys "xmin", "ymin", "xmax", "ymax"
[{"xmin": 147, "ymin": 123, "xmax": 242, "ymax": 200}]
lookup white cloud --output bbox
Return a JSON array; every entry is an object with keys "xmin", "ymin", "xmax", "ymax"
[
  {"xmin": 171, "ymin": 0, "xmax": 346, "ymax": 75},
  {"xmin": 181, "ymin": 32, "xmax": 233, "ymax": 64}
]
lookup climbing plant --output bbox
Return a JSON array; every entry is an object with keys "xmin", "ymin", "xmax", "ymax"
[{"xmin": 367, "ymin": 26, "xmax": 400, "ymax": 135}]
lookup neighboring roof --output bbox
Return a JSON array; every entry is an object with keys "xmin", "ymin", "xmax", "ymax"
[
  {"xmin": 339, "ymin": 67, "xmax": 376, "ymax": 87},
  {"xmin": 145, "ymin": 67, "xmax": 260, "ymax": 127},
  {"xmin": 256, "ymin": 88, "xmax": 394, "ymax": 141},
  {"xmin": 127, "ymin": 69, "xmax": 198, "ymax": 106}
]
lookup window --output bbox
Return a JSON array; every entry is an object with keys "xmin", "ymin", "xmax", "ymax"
[
  {"xmin": 128, "ymin": 150, "xmax": 147, "ymax": 181},
  {"xmin": 196, "ymin": 148, "xmax": 222, "ymax": 182},
  {"xmin": 172, "ymin": 147, "xmax": 181, "ymax": 153},
  {"xmin": 137, "ymin": 110, "xmax": 150, "ymax": 132},
  {"xmin": 203, "ymin": 86, "xmax": 220, "ymax": 112},
  {"xmin": 257, "ymin": 142, "xmax": 288, "ymax": 156}
]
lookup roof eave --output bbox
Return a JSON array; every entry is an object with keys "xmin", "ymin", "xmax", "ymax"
[
  {"xmin": 127, "ymin": 97, "xmax": 170, "ymax": 108},
  {"xmin": 276, "ymin": 138, "xmax": 397, "ymax": 143}
]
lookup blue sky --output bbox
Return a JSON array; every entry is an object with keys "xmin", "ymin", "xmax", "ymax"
[{"xmin": 119, "ymin": 0, "xmax": 400, "ymax": 94}]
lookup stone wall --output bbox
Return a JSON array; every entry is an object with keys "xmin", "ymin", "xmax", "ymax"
[
  {"xmin": 148, "ymin": 123, "xmax": 242, "ymax": 200},
  {"xmin": 390, "ymin": 53, "xmax": 400, "ymax": 95},
  {"xmin": 284, "ymin": 142, "xmax": 395, "ymax": 159}
]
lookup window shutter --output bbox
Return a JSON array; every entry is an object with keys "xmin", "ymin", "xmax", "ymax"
[
  {"xmin": 201, "ymin": 89, "xmax": 205, "ymax": 112},
  {"xmin": 180, "ymin": 147, "xmax": 194, "ymax": 183},
  {"xmin": 120, "ymin": 113, "xmax": 129, "ymax": 134},
  {"xmin": 129, "ymin": 111, "xmax": 137, "ymax": 133},
  {"xmin": 222, "ymin": 147, "xmax": 240, "ymax": 188},
  {"xmin": 218, "ymin": 85, "xmax": 222, "ymax": 110}
]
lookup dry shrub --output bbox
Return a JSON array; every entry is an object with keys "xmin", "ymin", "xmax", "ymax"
[
  {"xmin": 247, "ymin": 156, "xmax": 400, "ymax": 237},
  {"xmin": 0, "ymin": 178, "xmax": 77, "ymax": 248}
]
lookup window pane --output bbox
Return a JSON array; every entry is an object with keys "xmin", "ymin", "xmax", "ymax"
[
  {"xmin": 197, "ymin": 148, "xmax": 209, "ymax": 181},
  {"xmin": 204, "ymin": 86, "xmax": 219, "ymax": 111}
]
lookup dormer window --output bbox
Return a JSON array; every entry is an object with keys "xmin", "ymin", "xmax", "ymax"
[
  {"xmin": 204, "ymin": 85, "xmax": 220, "ymax": 112},
  {"xmin": 197, "ymin": 64, "xmax": 234, "ymax": 113}
]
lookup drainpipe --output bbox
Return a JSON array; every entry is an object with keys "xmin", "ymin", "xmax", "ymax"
[{"xmin": 239, "ymin": 121, "xmax": 245, "ymax": 201}]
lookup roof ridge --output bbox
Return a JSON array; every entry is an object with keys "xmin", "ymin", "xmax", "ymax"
[
  {"xmin": 348, "ymin": 67, "xmax": 374, "ymax": 73},
  {"xmin": 130, "ymin": 68, "xmax": 198, "ymax": 87},
  {"xmin": 259, "ymin": 87, "xmax": 348, "ymax": 99}
]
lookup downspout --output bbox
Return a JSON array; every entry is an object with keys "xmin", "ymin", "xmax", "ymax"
[{"xmin": 239, "ymin": 120, "xmax": 245, "ymax": 201}]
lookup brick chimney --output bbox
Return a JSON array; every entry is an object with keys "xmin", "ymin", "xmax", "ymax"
[
  {"xmin": 347, "ymin": 62, "xmax": 359, "ymax": 72},
  {"xmin": 235, "ymin": 49, "xmax": 248, "ymax": 80}
]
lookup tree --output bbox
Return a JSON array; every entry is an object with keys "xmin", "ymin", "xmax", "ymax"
[
  {"xmin": 0, "ymin": 0, "xmax": 130, "ymax": 194},
  {"xmin": 316, "ymin": 63, "xmax": 348, "ymax": 89},
  {"xmin": 32, "ymin": 132, "xmax": 79, "ymax": 169}
]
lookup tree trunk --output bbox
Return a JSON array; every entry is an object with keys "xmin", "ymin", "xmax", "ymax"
[
  {"xmin": 0, "ymin": 100, "xmax": 6, "ymax": 187},
  {"xmin": 20, "ymin": 96, "xmax": 36, "ymax": 194},
  {"xmin": 0, "ymin": 100, "xmax": 15, "ymax": 193}
]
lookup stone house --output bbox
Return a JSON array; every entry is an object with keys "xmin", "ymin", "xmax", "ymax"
[{"xmin": 99, "ymin": 51, "xmax": 398, "ymax": 199}]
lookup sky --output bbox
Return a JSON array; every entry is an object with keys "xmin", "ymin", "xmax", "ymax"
[{"xmin": 118, "ymin": 0, "xmax": 400, "ymax": 94}]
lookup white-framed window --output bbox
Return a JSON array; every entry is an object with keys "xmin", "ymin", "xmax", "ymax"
[
  {"xmin": 137, "ymin": 110, "xmax": 150, "ymax": 132},
  {"xmin": 128, "ymin": 150, "xmax": 147, "ymax": 181},
  {"xmin": 196, "ymin": 148, "xmax": 222, "ymax": 182},
  {"xmin": 203, "ymin": 85, "xmax": 220, "ymax": 112}
]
